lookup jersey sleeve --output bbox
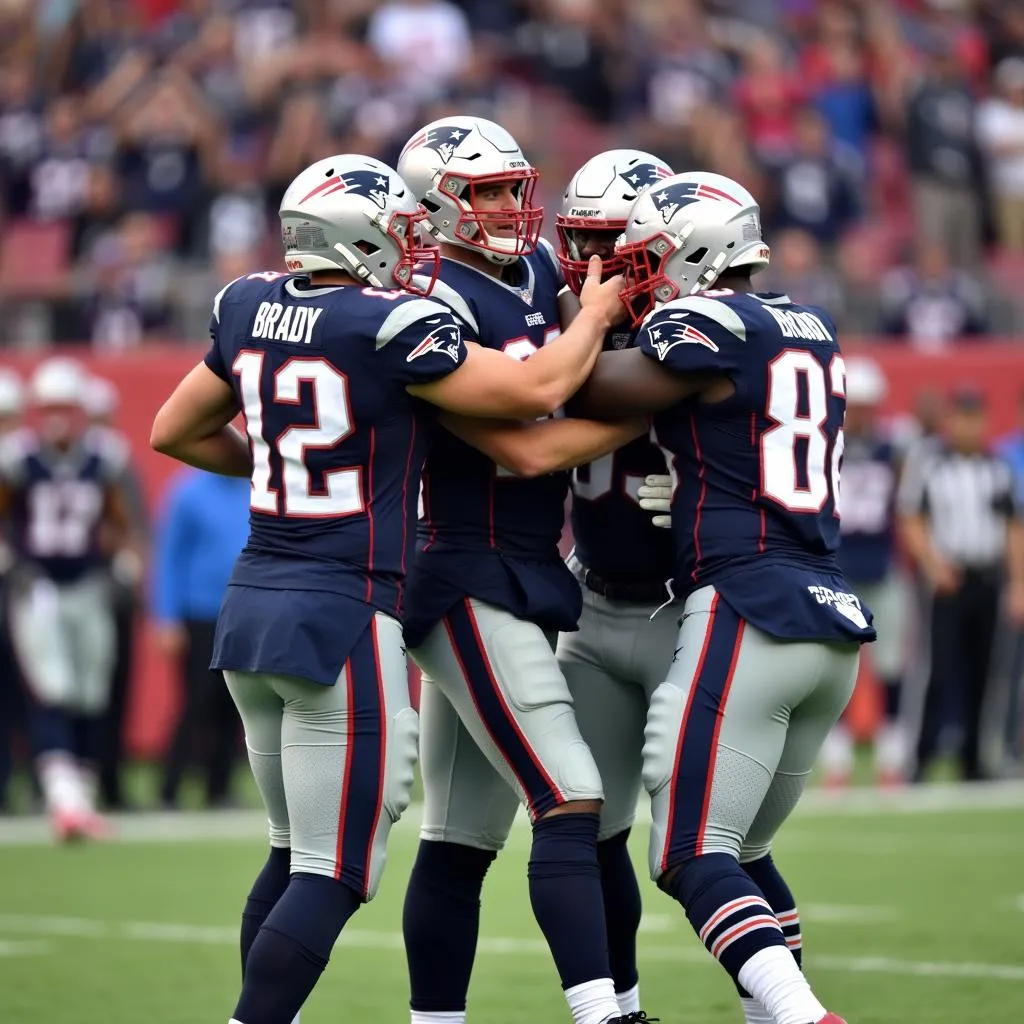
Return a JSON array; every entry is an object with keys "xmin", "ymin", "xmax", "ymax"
[
  {"xmin": 374, "ymin": 297, "xmax": 468, "ymax": 385},
  {"xmin": 0, "ymin": 432, "xmax": 28, "ymax": 486},
  {"xmin": 89, "ymin": 427, "xmax": 131, "ymax": 484},
  {"xmin": 637, "ymin": 296, "xmax": 745, "ymax": 375},
  {"xmin": 203, "ymin": 276, "xmax": 243, "ymax": 382}
]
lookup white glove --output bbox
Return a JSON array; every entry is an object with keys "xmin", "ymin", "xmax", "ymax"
[{"xmin": 638, "ymin": 473, "xmax": 672, "ymax": 529}]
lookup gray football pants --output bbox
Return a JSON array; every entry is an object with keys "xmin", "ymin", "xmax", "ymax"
[
  {"xmin": 644, "ymin": 586, "xmax": 860, "ymax": 880},
  {"xmin": 8, "ymin": 571, "xmax": 115, "ymax": 714},
  {"xmin": 557, "ymin": 576, "xmax": 680, "ymax": 840},
  {"xmin": 224, "ymin": 612, "xmax": 418, "ymax": 899},
  {"xmin": 412, "ymin": 597, "xmax": 604, "ymax": 852}
]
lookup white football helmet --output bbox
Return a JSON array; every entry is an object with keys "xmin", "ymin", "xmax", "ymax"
[
  {"xmin": 279, "ymin": 154, "xmax": 439, "ymax": 294},
  {"xmin": 83, "ymin": 375, "xmax": 119, "ymax": 421},
  {"xmin": 0, "ymin": 369, "xmax": 23, "ymax": 419},
  {"xmin": 616, "ymin": 171, "xmax": 770, "ymax": 325},
  {"xmin": 30, "ymin": 357, "xmax": 86, "ymax": 408},
  {"xmin": 556, "ymin": 149, "xmax": 673, "ymax": 294},
  {"xmin": 845, "ymin": 356, "xmax": 888, "ymax": 406},
  {"xmin": 397, "ymin": 115, "xmax": 542, "ymax": 265}
]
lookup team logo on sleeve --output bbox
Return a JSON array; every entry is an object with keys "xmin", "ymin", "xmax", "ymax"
[
  {"xmin": 648, "ymin": 312, "xmax": 719, "ymax": 360},
  {"xmin": 299, "ymin": 170, "xmax": 391, "ymax": 209},
  {"xmin": 405, "ymin": 124, "xmax": 469, "ymax": 164},
  {"xmin": 407, "ymin": 319, "xmax": 462, "ymax": 363},
  {"xmin": 619, "ymin": 162, "xmax": 672, "ymax": 192},
  {"xmin": 651, "ymin": 180, "xmax": 742, "ymax": 224}
]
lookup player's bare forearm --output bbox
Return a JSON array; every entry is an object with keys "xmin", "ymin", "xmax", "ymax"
[
  {"xmin": 572, "ymin": 348, "xmax": 699, "ymax": 419},
  {"xmin": 440, "ymin": 412, "xmax": 647, "ymax": 478},
  {"xmin": 157, "ymin": 426, "xmax": 253, "ymax": 477}
]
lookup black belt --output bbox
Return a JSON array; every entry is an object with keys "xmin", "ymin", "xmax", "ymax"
[{"xmin": 580, "ymin": 566, "xmax": 668, "ymax": 605}]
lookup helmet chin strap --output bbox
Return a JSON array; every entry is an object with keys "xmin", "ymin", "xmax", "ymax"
[
  {"xmin": 690, "ymin": 251, "xmax": 729, "ymax": 294},
  {"xmin": 332, "ymin": 241, "xmax": 385, "ymax": 288}
]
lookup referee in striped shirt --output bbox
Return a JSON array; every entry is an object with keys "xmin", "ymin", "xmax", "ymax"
[{"xmin": 898, "ymin": 385, "xmax": 1024, "ymax": 781}]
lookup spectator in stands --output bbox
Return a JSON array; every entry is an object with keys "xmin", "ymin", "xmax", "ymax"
[
  {"xmin": 899, "ymin": 386, "xmax": 1024, "ymax": 782},
  {"xmin": 879, "ymin": 239, "xmax": 988, "ymax": 350},
  {"xmin": 977, "ymin": 57, "xmax": 1024, "ymax": 253},
  {"xmin": 30, "ymin": 94, "xmax": 104, "ymax": 222},
  {"xmin": 764, "ymin": 106, "xmax": 862, "ymax": 248},
  {"xmin": 70, "ymin": 161, "xmax": 121, "ymax": 260},
  {"xmin": 0, "ymin": 59, "xmax": 45, "ymax": 218},
  {"xmin": 154, "ymin": 467, "xmax": 249, "ymax": 810},
  {"xmin": 903, "ymin": 31, "xmax": 982, "ymax": 265},
  {"xmin": 761, "ymin": 228, "xmax": 846, "ymax": 319},
  {"xmin": 733, "ymin": 36, "xmax": 805, "ymax": 168}
]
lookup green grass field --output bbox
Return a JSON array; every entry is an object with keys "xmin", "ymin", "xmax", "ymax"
[{"xmin": 1, "ymin": 783, "xmax": 1023, "ymax": 1024}]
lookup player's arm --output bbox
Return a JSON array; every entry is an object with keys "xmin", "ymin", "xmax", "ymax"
[
  {"xmin": 150, "ymin": 361, "xmax": 251, "ymax": 477},
  {"xmin": 438, "ymin": 413, "xmax": 648, "ymax": 478},
  {"xmin": 571, "ymin": 347, "xmax": 704, "ymax": 419},
  {"xmin": 408, "ymin": 256, "xmax": 627, "ymax": 419},
  {"xmin": 895, "ymin": 450, "xmax": 958, "ymax": 594}
]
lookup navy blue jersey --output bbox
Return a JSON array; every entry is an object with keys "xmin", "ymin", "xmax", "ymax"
[
  {"xmin": 405, "ymin": 247, "xmax": 580, "ymax": 646},
  {"xmin": 836, "ymin": 432, "xmax": 899, "ymax": 585},
  {"xmin": 0, "ymin": 427, "xmax": 127, "ymax": 583},
  {"xmin": 571, "ymin": 327, "xmax": 672, "ymax": 585},
  {"xmin": 638, "ymin": 290, "xmax": 875, "ymax": 644},
  {"xmin": 203, "ymin": 271, "xmax": 466, "ymax": 681}
]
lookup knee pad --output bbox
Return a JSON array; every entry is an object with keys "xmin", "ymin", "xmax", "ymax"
[{"xmin": 383, "ymin": 706, "xmax": 419, "ymax": 824}]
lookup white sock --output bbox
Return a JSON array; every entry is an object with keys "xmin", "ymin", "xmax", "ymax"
[
  {"xmin": 564, "ymin": 977, "xmax": 622, "ymax": 1024},
  {"xmin": 616, "ymin": 983, "xmax": 640, "ymax": 1015},
  {"xmin": 741, "ymin": 995, "xmax": 777, "ymax": 1024},
  {"xmin": 737, "ymin": 946, "xmax": 826, "ymax": 1024},
  {"xmin": 76, "ymin": 761, "xmax": 99, "ymax": 812},
  {"xmin": 411, "ymin": 1012, "xmax": 464, "ymax": 1024},
  {"xmin": 819, "ymin": 725, "xmax": 853, "ymax": 779},
  {"xmin": 292, "ymin": 1015, "xmax": 301, "ymax": 1024},
  {"xmin": 38, "ymin": 753, "xmax": 89, "ymax": 814},
  {"xmin": 875, "ymin": 721, "xmax": 906, "ymax": 776}
]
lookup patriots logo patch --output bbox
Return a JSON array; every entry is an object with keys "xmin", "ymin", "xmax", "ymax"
[
  {"xmin": 648, "ymin": 314, "xmax": 719, "ymax": 361},
  {"xmin": 619, "ymin": 162, "xmax": 672, "ymax": 193},
  {"xmin": 406, "ymin": 123, "xmax": 469, "ymax": 164},
  {"xmin": 407, "ymin": 321, "xmax": 462, "ymax": 364},
  {"xmin": 651, "ymin": 180, "xmax": 742, "ymax": 224},
  {"xmin": 299, "ymin": 169, "xmax": 391, "ymax": 209}
]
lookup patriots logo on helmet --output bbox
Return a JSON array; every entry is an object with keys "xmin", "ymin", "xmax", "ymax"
[
  {"xmin": 648, "ymin": 312, "xmax": 719, "ymax": 361},
  {"xmin": 651, "ymin": 180, "xmax": 742, "ymax": 224},
  {"xmin": 299, "ymin": 169, "xmax": 391, "ymax": 209},
  {"xmin": 408, "ymin": 124, "xmax": 469, "ymax": 165},
  {"xmin": 619, "ymin": 162, "xmax": 671, "ymax": 194},
  {"xmin": 407, "ymin": 320, "xmax": 462, "ymax": 364}
]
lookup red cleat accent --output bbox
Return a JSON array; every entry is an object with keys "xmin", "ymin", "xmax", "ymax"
[
  {"xmin": 816, "ymin": 1014, "xmax": 848, "ymax": 1024},
  {"xmin": 76, "ymin": 811, "xmax": 114, "ymax": 841},
  {"xmin": 51, "ymin": 809, "xmax": 113, "ymax": 843}
]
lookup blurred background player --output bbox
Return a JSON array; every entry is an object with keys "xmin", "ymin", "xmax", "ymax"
[
  {"xmin": 0, "ymin": 357, "xmax": 137, "ymax": 839},
  {"xmin": 822, "ymin": 355, "xmax": 910, "ymax": 786},
  {"xmin": 556, "ymin": 147, "xmax": 677, "ymax": 1014},
  {"xmin": 81, "ymin": 374, "xmax": 150, "ymax": 810},
  {"xmin": 0, "ymin": 368, "xmax": 25, "ymax": 812},
  {"xmin": 397, "ymin": 116, "xmax": 648, "ymax": 1024}
]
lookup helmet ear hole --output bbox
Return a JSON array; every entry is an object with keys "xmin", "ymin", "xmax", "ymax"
[
  {"xmin": 685, "ymin": 246, "xmax": 709, "ymax": 265},
  {"xmin": 354, "ymin": 240, "xmax": 380, "ymax": 255}
]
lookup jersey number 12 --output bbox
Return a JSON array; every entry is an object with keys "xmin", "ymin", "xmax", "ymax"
[
  {"xmin": 233, "ymin": 352, "xmax": 363, "ymax": 517},
  {"xmin": 762, "ymin": 350, "xmax": 845, "ymax": 515}
]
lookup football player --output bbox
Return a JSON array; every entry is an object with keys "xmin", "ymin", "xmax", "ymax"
[
  {"xmin": 0, "ymin": 358, "xmax": 136, "ymax": 840},
  {"xmin": 822, "ymin": 356, "xmax": 909, "ymax": 786},
  {"xmin": 396, "ymin": 119, "xmax": 649, "ymax": 1024},
  {"xmin": 573, "ymin": 171, "xmax": 874, "ymax": 1024},
  {"xmin": 150, "ymin": 153, "xmax": 626, "ymax": 1024},
  {"xmin": 0, "ymin": 368, "xmax": 24, "ymax": 811}
]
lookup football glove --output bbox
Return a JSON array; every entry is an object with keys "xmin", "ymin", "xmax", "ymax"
[{"xmin": 637, "ymin": 473, "xmax": 672, "ymax": 529}]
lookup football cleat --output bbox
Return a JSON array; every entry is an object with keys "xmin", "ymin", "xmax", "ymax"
[
  {"xmin": 814, "ymin": 1014, "xmax": 848, "ymax": 1024},
  {"xmin": 609, "ymin": 1013, "xmax": 660, "ymax": 1024}
]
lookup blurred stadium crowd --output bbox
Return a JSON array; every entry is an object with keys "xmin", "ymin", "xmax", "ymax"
[
  {"xmin": 0, "ymin": 0, "xmax": 1024, "ymax": 817},
  {"xmin": 2, "ymin": 0, "xmax": 1024, "ymax": 348}
]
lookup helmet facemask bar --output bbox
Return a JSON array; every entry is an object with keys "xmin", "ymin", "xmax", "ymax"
[
  {"xmin": 385, "ymin": 207, "xmax": 439, "ymax": 295},
  {"xmin": 555, "ymin": 217, "xmax": 627, "ymax": 295},
  {"xmin": 434, "ymin": 168, "xmax": 542, "ymax": 258}
]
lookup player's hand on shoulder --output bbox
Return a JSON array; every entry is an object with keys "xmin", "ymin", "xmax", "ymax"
[
  {"xmin": 638, "ymin": 472, "xmax": 672, "ymax": 529},
  {"xmin": 578, "ymin": 255, "xmax": 627, "ymax": 328}
]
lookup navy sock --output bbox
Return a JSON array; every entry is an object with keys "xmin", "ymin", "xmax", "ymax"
[
  {"xmin": 528, "ymin": 811, "xmax": 611, "ymax": 990},
  {"xmin": 597, "ymin": 829, "xmax": 641, "ymax": 994},
  {"xmin": 403, "ymin": 840, "xmax": 496, "ymax": 1012},
  {"xmin": 70, "ymin": 713, "xmax": 104, "ymax": 765},
  {"xmin": 743, "ymin": 854, "xmax": 801, "ymax": 969},
  {"xmin": 882, "ymin": 676, "xmax": 902, "ymax": 720},
  {"xmin": 232, "ymin": 872, "xmax": 361, "ymax": 1024},
  {"xmin": 28, "ymin": 704, "xmax": 72, "ymax": 756},
  {"xmin": 240, "ymin": 846, "xmax": 292, "ymax": 975},
  {"xmin": 661, "ymin": 852, "xmax": 786, "ymax": 984}
]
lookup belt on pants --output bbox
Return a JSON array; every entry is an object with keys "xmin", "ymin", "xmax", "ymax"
[{"xmin": 579, "ymin": 564, "xmax": 668, "ymax": 605}]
